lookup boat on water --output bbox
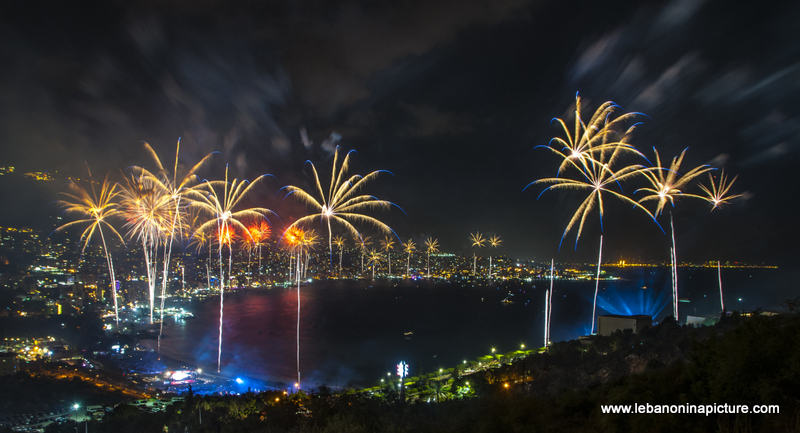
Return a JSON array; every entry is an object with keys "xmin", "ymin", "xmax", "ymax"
[{"xmin": 157, "ymin": 307, "xmax": 195, "ymax": 320}]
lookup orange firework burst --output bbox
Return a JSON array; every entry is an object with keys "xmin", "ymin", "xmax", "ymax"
[
  {"xmin": 283, "ymin": 226, "xmax": 305, "ymax": 250},
  {"xmin": 249, "ymin": 221, "xmax": 272, "ymax": 244}
]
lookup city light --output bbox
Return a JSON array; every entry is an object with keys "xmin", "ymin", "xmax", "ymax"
[{"xmin": 397, "ymin": 361, "xmax": 408, "ymax": 378}]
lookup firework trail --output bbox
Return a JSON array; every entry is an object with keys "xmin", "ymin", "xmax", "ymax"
[
  {"xmin": 718, "ymin": 261, "xmax": 725, "ymax": 312},
  {"xmin": 282, "ymin": 226, "xmax": 317, "ymax": 388},
  {"xmin": 544, "ymin": 288, "xmax": 550, "ymax": 348},
  {"xmin": 545, "ymin": 259, "xmax": 554, "ymax": 347},
  {"xmin": 592, "ymin": 236, "xmax": 603, "ymax": 334},
  {"xmin": 671, "ymin": 221, "xmax": 678, "ymax": 320},
  {"xmin": 188, "ymin": 165, "xmax": 273, "ymax": 372}
]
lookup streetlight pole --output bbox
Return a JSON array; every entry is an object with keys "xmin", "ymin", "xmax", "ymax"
[
  {"xmin": 72, "ymin": 404, "xmax": 79, "ymax": 433},
  {"xmin": 396, "ymin": 361, "xmax": 408, "ymax": 402}
]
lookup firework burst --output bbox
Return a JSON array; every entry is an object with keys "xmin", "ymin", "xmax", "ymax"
[
  {"xmin": 333, "ymin": 235, "xmax": 346, "ymax": 277},
  {"xmin": 469, "ymin": 232, "xmax": 485, "ymax": 277},
  {"xmin": 530, "ymin": 95, "xmax": 657, "ymax": 334},
  {"xmin": 120, "ymin": 169, "xmax": 169, "ymax": 324},
  {"xmin": 538, "ymin": 93, "xmax": 644, "ymax": 176},
  {"xmin": 700, "ymin": 170, "xmax": 742, "ymax": 314},
  {"xmin": 424, "ymin": 237, "xmax": 439, "ymax": 277},
  {"xmin": 636, "ymin": 148, "xmax": 711, "ymax": 215},
  {"xmin": 529, "ymin": 131, "xmax": 654, "ymax": 250},
  {"xmin": 367, "ymin": 248, "xmax": 384, "ymax": 279},
  {"xmin": 380, "ymin": 236, "xmax": 395, "ymax": 276},
  {"xmin": 247, "ymin": 221, "xmax": 272, "ymax": 285},
  {"xmin": 55, "ymin": 170, "xmax": 125, "ymax": 329},
  {"xmin": 356, "ymin": 235, "xmax": 373, "ymax": 276},
  {"xmin": 487, "ymin": 235, "xmax": 502, "ymax": 279},
  {"xmin": 137, "ymin": 139, "xmax": 214, "ymax": 350},
  {"xmin": 402, "ymin": 239, "xmax": 416, "ymax": 276},
  {"xmin": 282, "ymin": 146, "xmax": 400, "ymax": 272},
  {"xmin": 699, "ymin": 169, "xmax": 743, "ymax": 210}
]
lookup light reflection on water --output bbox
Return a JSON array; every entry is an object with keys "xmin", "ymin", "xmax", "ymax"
[{"xmin": 143, "ymin": 268, "xmax": 785, "ymax": 389}]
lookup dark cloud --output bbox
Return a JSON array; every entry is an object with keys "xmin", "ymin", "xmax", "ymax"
[
  {"xmin": 398, "ymin": 102, "xmax": 476, "ymax": 137},
  {"xmin": 279, "ymin": 0, "xmax": 531, "ymax": 118}
]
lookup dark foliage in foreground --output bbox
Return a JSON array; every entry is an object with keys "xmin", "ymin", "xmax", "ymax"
[{"xmin": 41, "ymin": 313, "xmax": 800, "ymax": 432}]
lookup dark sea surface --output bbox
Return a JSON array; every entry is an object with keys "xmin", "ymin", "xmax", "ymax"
[{"xmin": 141, "ymin": 267, "xmax": 788, "ymax": 389}]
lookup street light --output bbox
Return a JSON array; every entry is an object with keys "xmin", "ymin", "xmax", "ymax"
[
  {"xmin": 397, "ymin": 361, "xmax": 409, "ymax": 400},
  {"xmin": 71, "ymin": 404, "xmax": 83, "ymax": 433},
  {"xmin": 397, "ymin": 362, "xmax": 409, "ymax": 378}
]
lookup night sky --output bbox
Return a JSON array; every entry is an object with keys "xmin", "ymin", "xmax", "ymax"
[{"xmin": 1, "ymin": 0, "xmax": 799, "ymax": 267}]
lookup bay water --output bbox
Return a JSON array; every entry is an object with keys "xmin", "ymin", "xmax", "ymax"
[{"xmin": 142, "ymin": 267, "xmax": 786, "ymax": 389}]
